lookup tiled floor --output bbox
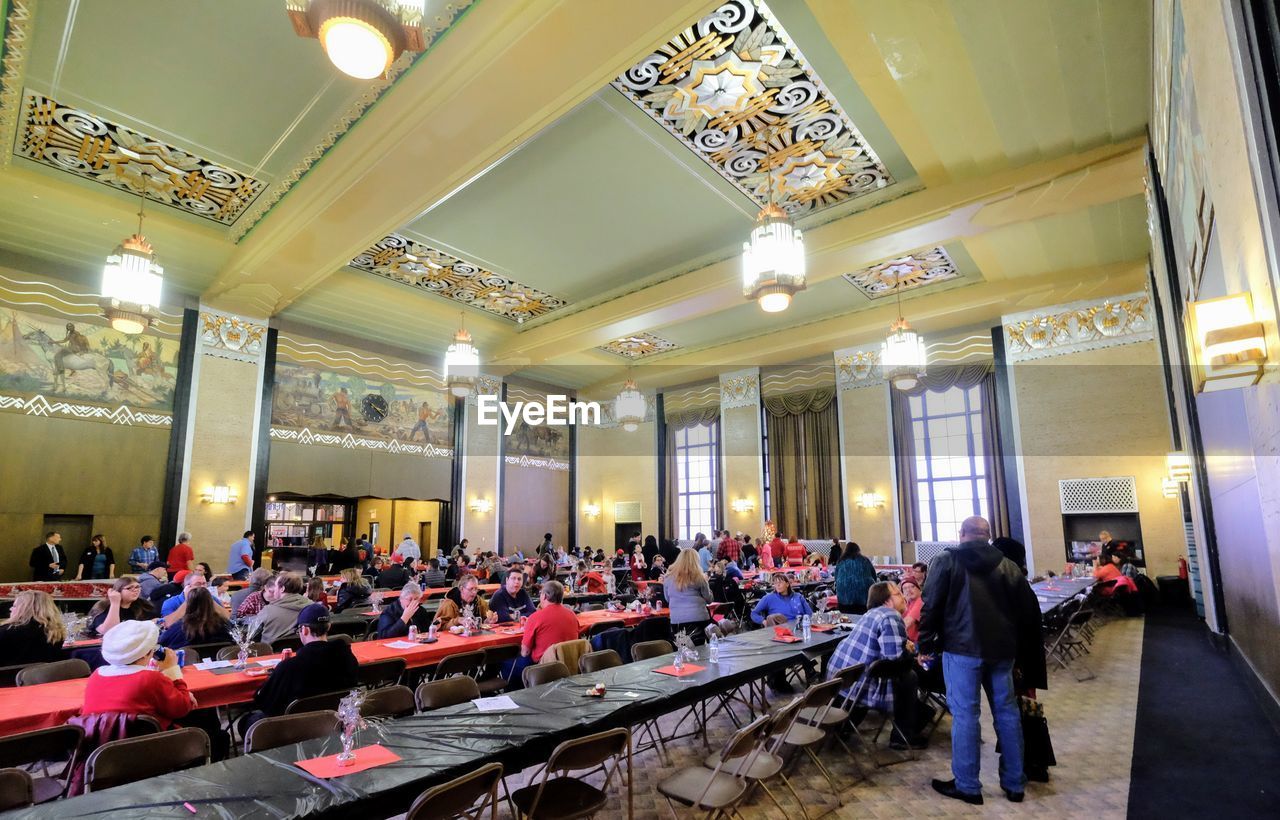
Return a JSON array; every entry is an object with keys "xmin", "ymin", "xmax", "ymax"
[{"xmin": 497, "ymin": 615, "xmax": 1143, "ymax": 819}]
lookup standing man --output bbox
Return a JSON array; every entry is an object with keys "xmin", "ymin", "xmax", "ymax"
[
  {"xmin": 227, "ymin": 531, "xmax": 255, "ymax": 580},
  {"xmin": 29, "ymin": 532, "xmax": 67, "ymax": 581},
  {"xmin": 168, "ymin": 532, "xmax": 195, "ymax": 574},
  {"xmin": 129, "ymin": 535, "xmax": 159, "ymax": 574},
  {"xmin": 332, "ymin": 387, "xmax": 353, "ymax": 428},
  {"xmin": 920, "ymin": 516, "xmax": 1041, "ymax": 805},
  {"xmin": 394, "ymin": 534, "xmax": 421, "ymax": 564}
]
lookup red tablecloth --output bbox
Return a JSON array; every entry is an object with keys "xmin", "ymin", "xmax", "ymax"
[
  {"xmin": 0, "ymin": 610, "xmax": 655, "ymax": 737},
  {"xmin": 0, "ymin": 581, "xmax": 112, "ymax": 600}
]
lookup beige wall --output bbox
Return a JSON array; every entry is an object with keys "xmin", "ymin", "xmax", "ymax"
[
  {"xmin": 721, "ymin": 403, "xmax": 764, "ymax": 535},
  {"xmin": 355, "ymin": 497, "xmax": 441, "ymax": 557},
  {"xmin": 1009, "ymin": 341, "xmax": 1183, "ymax": 577},
  {"xmin": 501, "ymin": 464, "xmax": 569, "ymax": 555},
  {"xmin": 0, "ymin": 412, "xmax": 169, "ymax": 581},
  {"xmin": 461, "ymin": 397, "xmax": 500, "ymax": 555},
  {"xmin": 838, "ymin": 384, "xmax": 897, "ymax": 554},
  {"xmin": 576, "ymin": 420, "xmax": 658, "ymax": 550}
]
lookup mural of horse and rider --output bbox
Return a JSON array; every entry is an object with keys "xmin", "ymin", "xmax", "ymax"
[{"xmin": 0, "ymin": 308, "xmax": 178, "ymax": 408}]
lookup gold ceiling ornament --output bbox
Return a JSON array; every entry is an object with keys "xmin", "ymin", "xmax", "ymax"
[
  {"xmin": 17, "ymin": 91, "xmax": 266, "ymax": 225},
  {"xmin": 599, "ymin": 331, "xmax": 679, "ymax": 359},
  {"xmin": 613, "ymin": 0, "xmax": 892, "ymax": 215},
  {"xmin": 1003, "ymin": 293, "xmax": 1152, "ymax": 362},
  {"xmin": 286, "ymin": 0, "xmax": 428, "ymax": 79},
  {"xmin": 100, "ymin": 178, "xmax": 164, "ymax": 335},
  {"xmin": 350, "ymin": 234, "xmax": 567, "ymax": 322},
  {"xmin": 742, "ymin": 126, "xmax": 806, "ymax": 312},
  {"xmin": 843, "ymin": 247, "xmax": 960, "ymax": 299},
  {"xmin": 879, "ymin": 274, "xmax": 927, "ymax": 391}
]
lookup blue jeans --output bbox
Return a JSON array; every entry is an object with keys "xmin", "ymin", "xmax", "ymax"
[{"xmin": 942, "ymin": 652, "xmax": 1024, "ymax": 794}]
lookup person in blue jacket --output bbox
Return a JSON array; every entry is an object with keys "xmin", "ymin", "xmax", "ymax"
[{"xmin": 751, "ymin": 574, "xmax": 814, "ymax": 625}]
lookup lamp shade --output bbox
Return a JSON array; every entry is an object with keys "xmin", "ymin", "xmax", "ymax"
[
  {"xmin": 290, "ymin": 0, "xmax": 427, "ymax": 79},
  {"xmin": 742, "ymin": 204, "xmax": 805, "ymax": 312},
  {"xmin": 443, "ymin": 326, "xmax": 479, "ymax": 397},
  {"xmin": 613, "ymin": 378, "xmax": 646, "ymax": 432},
  {"xmin": 881, "ymin": 318, "xmax": 927, "ymax": 390},
  {"xmin": 101, "ymin": 233, "xmax": 163, "ymax": 334}
]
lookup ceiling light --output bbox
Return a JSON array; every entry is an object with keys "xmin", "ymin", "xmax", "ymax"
[
  {"xmin": 1187, "ymin": 293, "xmax": 1268, "ymax": 392},
  {"xmin": 287, "ymin": 0, "xmax": 427, "ymax": 79},
  {"xmin": 613, "ymin": 377, "xmax": 646, "ymax": 432},
  {"xmin": 101, "ymin": 179, "xmax": 163, "ymax": 334},
  {"xmin": 880, "ymin": 274, "xmax": 926, "ymax": 390},
  {"xmin": 443, "ymin": 315, "xmax": 479, "ymax": 397},
  {"xmin": 742, "ymin": 130, "xmax": 805, "ymax": 312}
]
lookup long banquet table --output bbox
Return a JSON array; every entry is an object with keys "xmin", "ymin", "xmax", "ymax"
[
  {"xmin": 1032, "ymin": 576, "xmax": 1096, "ymax": 614},
  {"xmin": 0, "ymin": 609, "xmax": 651, "ymax": 738},
  {"xmin": 12, "ymin": 625, "xmax": 845, "ymax": 819}
]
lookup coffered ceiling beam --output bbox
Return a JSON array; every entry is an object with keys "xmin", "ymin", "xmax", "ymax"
[
  {"xmin": 490, "ymin": 137, "xmax": 1147, "ymax": 366},
  {"xmin": 202, "ymin": 0, "xmax": 712, "ymax": 318}
]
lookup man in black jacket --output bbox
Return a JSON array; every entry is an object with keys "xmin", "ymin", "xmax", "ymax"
[
  {"xmin": 919, "ymin": 516, "xmax": 1041, "ymax": 806},
  {"xmin": 376, "ymin": 557, "xmax": 410, "ymax": 590},
  {"xmin": 28, "ymin": 532, "xmax": 67, "ymax": 581},
  {"xmin": 248, "ymin": 603, "xmax": 358, "ymax": 723},
  {"xmin": 375, "ymin": 582, "xmax": 435, "ymax": 638}
]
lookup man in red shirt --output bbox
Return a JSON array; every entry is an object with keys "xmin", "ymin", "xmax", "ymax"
[
  {"xmin": 785, "ymin": 538, "xmax": 808, "ymax": 567},
  {"xmin": 768, "ymin": 535, "xmax": 786, "ymax": 565},
  {"xmin": 167, "ymin": 531, "xmax": 195, "ymax": 574},
  {"xmin": 507, "ymin": 580, "xmax": 579, "ymax": 687}
]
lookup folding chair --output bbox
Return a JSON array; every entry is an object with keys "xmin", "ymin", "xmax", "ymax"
[
  {"xmin": 243, "ymin": 711, "xmax": 339, "ymax": 754},
  {"xmin": 578, "ymin": 650, "xmax": 621, "ymax": 674},
  {"xmin": 476, "ymin": 645, "xmax": 520, "ymax": 695},
  {"xmin": 657, "ymin": 714, "xmax": 770, "ymax": 818},
  {"xmin": 83, "ymin": 728, "xmax": 210, "ymax": 792},
  {"xmin": 770, "ymin": 678, "xmax": 847, "ymax": 804},
  {"xmin": 848, "ymin": 659, "xmax": 919, "ymax": 769},
  {"xmin": 522, "ymin": 661, "xmax": 570, "ymax": 689},
  {"xmin": 794, "ymin": 663, "xmax": 868, "ymax": 774},
  {"xmin": 629, "ymin": 640, "xmax": 672, "ymax": 661},
  {"xmin": 356, "ymin": 657, "xmax": 406, "ymax": 688},
  {"xmin": 416, "ymin": 676, "xmax": 480, "ymax": 712},
  {"xmin": 0, "ymin": 725, "xmax": 83, "ymax": 803},
  {"xmin": 408, "ymin": 762, "xmax": 503, "ymax": 820},
  {"xmin": 0, "ymin": 768, "xmax": 33, "ymax": 811},
  {"xmin": 430, "ymin": 650, "xmax": 485, "ymax": 681},
  {"xmin": 702, "ymin": 696, "xmax": 810, "ymax": 818},
  {"xmin": 15, "ymin": 660, "xmax": 91, "ymax": 686},
  {"xmin": 285, "ymin": 690, "xmax": 350, "ymax": 715},
  {"xmin": 509, "ymin": 728, "xmax": 631, "ymax": 819},
  {"xmin": 216, "ymin": 642, "xmax": 271, "ymax": 661},
  {"xmin": 361, "ymin": 685, "xmax": 416, "ymax": 718}
]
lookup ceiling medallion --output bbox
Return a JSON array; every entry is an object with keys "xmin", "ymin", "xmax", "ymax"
[
  {"xmin": 351, "ymin": 234, "xmax": 566, "ymax": 322},
  {"xmin": 599, "ymin": 332, "xmax": 679, "ymax": 359},
  {"xmin": 842, "ymin": 247, "xmax": 959, "ymax": 299},
  {"xmin": 613, "ymin": 0, "xmax": 893, "ymax": 215},
  {"xmin": 17, "ymin": 91, "xmax": 265, "ymax": 225},
  {"xmin": 286, "ymin": 0, "xmax": 428, "ymax": 79}
]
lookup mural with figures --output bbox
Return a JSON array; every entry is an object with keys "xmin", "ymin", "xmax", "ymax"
[
  {"xmin": 504, "ymin": 390, "xmax": 570, "ymax": 463},
  {"xmin": 271, "ymin": 360, "xmax": 453, "ymax": 451},
  {"xmin": 0, "ymin": 308, "xmax": 178, "ymax": 409}
]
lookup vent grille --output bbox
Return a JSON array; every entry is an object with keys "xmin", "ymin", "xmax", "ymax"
[
  {"xmin": 1059, "ymin": 477, "xmax": 1138, "ymax": 514},
  {"xmin": 914, "ymin": 541, "xmax": 958, "ymax": 564},
  {"xmin": 614, "ymin": 501, "xmax": 642, "ymax": 522}
]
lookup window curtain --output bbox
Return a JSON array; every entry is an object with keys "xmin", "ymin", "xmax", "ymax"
[
  {"xmin": 889, "ymin": 363, "xmax": 1010, "ymax": 542},
  {"xmin": 662, "ymin": 406, "xmax": 721, "ymax": 540},
  {"xmin": 763, "ymin": 388, "xmax": 841, "ymax": 539}
]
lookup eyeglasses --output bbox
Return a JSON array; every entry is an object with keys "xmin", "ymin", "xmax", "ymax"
[{"xmin": 123, "ymin": 584, "xmax": 141, "ymax": 591}]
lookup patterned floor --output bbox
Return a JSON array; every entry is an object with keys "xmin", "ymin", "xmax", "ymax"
[{"xmin": 493, "ymin": 615, "xmax": 1143, "ymax": 819}]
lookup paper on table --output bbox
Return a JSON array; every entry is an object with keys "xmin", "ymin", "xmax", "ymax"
[
  {"xmin": 194, "ymin": 660, "xmax": 231, "ymax": 671},
  {"xmin": 258, "ymin": 658, "xmax": 282, "ymax": 667},
  {"xmin": 473, "ymin": 695, "xmax": 519, "ymax": 712},
  {"xmin": 384, "ymin": 640, "xmax": 419, "ymax": 649}
]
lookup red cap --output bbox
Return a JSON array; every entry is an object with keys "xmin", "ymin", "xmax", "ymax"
[{"xmin": 173, "ymin": 570, "xmax": 189, "ymax": 585}]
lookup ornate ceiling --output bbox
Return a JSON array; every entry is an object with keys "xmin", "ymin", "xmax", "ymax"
[
  {"xmin": 842, "ymin": 246, "xmax": 959, "ymax": 299},
  {"xmin": 599, "ymin": 331, "xmax": 681, "ymax": 359}
]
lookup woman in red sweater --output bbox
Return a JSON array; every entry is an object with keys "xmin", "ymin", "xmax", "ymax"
[{"xmin": 82, "ymin": 620, "xmax": 194, "ymax": 729}]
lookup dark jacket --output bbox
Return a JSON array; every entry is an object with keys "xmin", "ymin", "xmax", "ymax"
[
  {"xmin": 77, "ymin": 547, "xmax": 115, "ymax": 579},
  {"xmin": 29, "ymin": 544, "xmax": 68, "ymax": 581},
  {"xmin": 376, "ymin": 565, "xmax": 410, "ymax": 590},
  {"xmin": 252, "ymin": 639, "xmax": 358, "ymax": 716},
  {"xmin": 488, "ymin": 588, "xmax": 536, "ymax": 623},
  {"xmin": 148, "ymin": 581, "xmax": 181, "ymax": 609},
  {"xmin": 658, "ymin": 540, "xmax": 680, "ymax": 567},
  {"xmin": 375, "ymin": 599, "xmax": 435, "ymax": 639},
  {"xmin": 333, "ymin": 583, "xmax": 373, "ymax": 614},
  {"xmin": 0, "ymin": 621, "xmax": 66, "ymax": 665},
  {"xmin": 158, "ymin": 620, "xmax": 233, "ymax": 651},
  {"xmin": 919, "ymin": 540, "xmax": 1042, "ymax": 668}
]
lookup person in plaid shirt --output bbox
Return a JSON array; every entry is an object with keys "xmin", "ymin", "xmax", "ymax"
[
  {"xmin": 826, "ymin": 581, "xmax": 928, "ymax": 749},
  {"xmin": 716, "ymin": 531, "xmax": 741, "ymax": 563}
]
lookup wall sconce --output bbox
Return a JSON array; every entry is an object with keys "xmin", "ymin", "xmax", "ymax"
[
  {"xmin": 469, "ymin": 498, "xmax": 493, "ymax": 514},
  {"xmin": 1188, "ymin": 293, "xmax": 1268, "ymax": 391},
  {"xmin": 583, "ymin": 503, "xmax": 601, "ymax": 518},
  {"xmin": 201, "ymin": 485, "xmax": 237, "ymax": 505},
  {"xmin": 731, "ymin": 498, "xmax": 755, "ymax": 514},
  {"xmin": 855, "ymin": 492, "xmax": 886, "ymax": 510},
  {"xmin": 1162, "ymin": 477, "xmax": 1181, "ymax": 499},
  {"xmin": 1166, "ymin": 451, "xmax": 1192, "ymax": 483}
]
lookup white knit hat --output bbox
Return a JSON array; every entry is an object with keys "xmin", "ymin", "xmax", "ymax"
[{"xmin": 101, "ymin": 620, "xmax": 160, "ymax": 667}]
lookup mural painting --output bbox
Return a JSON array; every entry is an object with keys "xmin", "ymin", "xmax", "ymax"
[
  {"xmin": 0, "ymin": 308, "xmax": 178, "ymax": 409},
  {"xmin": 271, "ymin": 359, "xmax": 453, "ymax": 449},
  {"xmin": 504, "ymin": 390, "xmax": 570, "ymax": 462}
]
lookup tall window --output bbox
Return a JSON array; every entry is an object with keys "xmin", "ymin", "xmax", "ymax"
[
  {"xmin": 675, "ymin": 421, "xmax": 719, "ymax": 540},
  {"xmin": 911, "ymin": 385, "xmax": 987, "ymax": 541}
]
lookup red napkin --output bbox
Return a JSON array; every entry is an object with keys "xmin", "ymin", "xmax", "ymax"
[
  {"xmin": 654, "ymin": 664, "xmax": 705, "ymax": 677},
  {"xmin": 772, "ymin": 635, "xmax": 802, "ymax": 643},
  {"xmin": 773, "ymin": 626, "xmax": 795, "ymax": 639},
  {"xmin": 810, "ymin": 624, "xmax": 836, "ymax": 632},
  {"xmin": 295, "ymin": 744, "xmax": 401, "ymax": 778}
]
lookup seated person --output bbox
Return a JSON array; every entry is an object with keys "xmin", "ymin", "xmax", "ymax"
[
  {"xmin": 146, "ymin": 571, "xmax": 182, "ymax": 610},
  {"xmin": 575, "ymin": 562, "xmax": 607, "ymax": 594},
  {"xmin": 363, "ymin": 557, "xmax": 383, "ymax": 580},
  {"xmin": 647, "ymin": 554, "xmax": 667, "ymax": 582},
  {"xmin": 235, "ymin": 570, "xmax": 276, "ymax": 619},
  {"xmin": 88, "ymin": 576, "xmax": 155, "ymax": 636},
  {"xmin": 751, "ymin": 574, "xmax": 814, "ymax": 626},
  {"xmin": 504, "ymin": 581, "xmax": 579, "ymax": 687},
  {"xmin": 900, "ymin": 577, "xmax": 924, "ymax": 644},
  {"xmin": 435, "ymin": 576, "xmax": 498, "ymax": 629},
  {"xmin": 138, "ymin": 562, "xmax": 169, "ymax": 602},
  {"xmin": 159, "ymin": 587, "xmax": 233, "ymax": 651},
  {"xmin": 231, "ymin": 568, "xmax": 272, "ymax": 615},
  {"xmin": 419, "ymin": 558, "xmax": 447, "ymax": 588},
  {"xmin": 248, "ymin": 573, "xmax": 311, "ymax": 644},
  {"xmin": 826, "ymin": 581, "xmax": 928, "ymax": 749},
  {"xmin": 82, "ymin": 620, "xmax": 194, "ymax": 729},
  {"xmin": 375, "ymin": 582, "xmax": 435, "ymax": 638},
  {"xmin": 1093, "ymin": 553, "xmax": 1123, "ymax": 590},
  {"xmin": 159, "ymin": 570, "xmax": 207, "ymax": 618},
  {"xmin": 333, "ymin": 569, "xmax": 373, "ymax": 613},
  {"xmin": 0, "ymin": 590, "xmax": 68, "ymax": 664},
  {"xmin": 245, "ymin": 604, "xmax": 358, "ymax": 725},
  {"xmin": 376, "ymin": 556, "xmax": 411, "ymax": 590},
  {"xmin": 489, "ymin": 569, "xmax": 537, "ymax": 623},
  {"xmin": 304, "ymin": 577, "xmax": 330, "ymax": 609}
]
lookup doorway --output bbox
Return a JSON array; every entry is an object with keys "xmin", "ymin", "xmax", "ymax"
[
  {"xmin": 614, "ymin": 522, "xmax": 640, "ymax": 553},
  {"xmin": 419, "ymin": 522, "xmax": 433, "ymax": 558},
  {"xmin": 43, "ymin": 514, "xmax": 93, "ymax": 577}
]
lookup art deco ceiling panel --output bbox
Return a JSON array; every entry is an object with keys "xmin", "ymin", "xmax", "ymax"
[
  {"xmin": 16, "ymin": 90, "xmax": 266, "ymax": 225},
  {"xmin": 612, "ymin": 0, "xmax": 893, "ymax": 215},
  {"xmin": 842, "ymin": 247, "xmax": 960, "ymax": 299},
  {"xmin": 599, "ymin": 331, "xmax": 680, "ymax": 359},
  {"xmin": 350, "ymin": 234, "xmax": 567, "ymax": 322}
]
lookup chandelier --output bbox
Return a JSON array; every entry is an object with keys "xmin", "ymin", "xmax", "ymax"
[
  {"xmin": 879, "ymin": 275, "xmax": 927, "ymax": 390},
  {"xmin": 101, "ymin": 180, "xmax": 163, "ymax": 335},
  {"xmin": 443, "ymin": 316, "xmax": 479, "ymax": 397},
  {"xmin": 286, "ymin": 0, "xmax": 427, "ymax": 79},
  {"xmin": 742, "ymin": 131, "xmax": 805, "ymax": 312},
  {"xmin": 613, "ymin": 378, "xmax": 646, "ymax": 432}
]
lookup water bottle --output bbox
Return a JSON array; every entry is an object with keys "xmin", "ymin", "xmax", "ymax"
[
  {"xmin": 175, "ymin": 649, "xmax": 186, "ymax": 668},
  {"xmin": 708, "ymin": 633, "xmax": 720, "ymax": 664},
  {"xmin": 407, "ymin": 624, "xmax": 419, "ymax": 642},
  {"xmin": 801, "ymin": 614, "xmax": 811, "ymax": 642}
]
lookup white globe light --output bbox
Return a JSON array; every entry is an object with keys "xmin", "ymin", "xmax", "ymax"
[
  {"xmin": 320, "ymin": 18, "xmax": 393, "ymax": 79},
  {"xmin": 881, "ymin": 318, "xmax": 927, "ymax": 391},
  {"xmin": 758, "ymin": 292, "xmax": 792, "ymax": 313},
  {"xmin": 742, "ymin": 204, "xmax": 805, "ymax": 312},
  {"xmin": 614, "ymin": 378, "xmax": 646, "ymax": 432},
  {"xmin": 443, "ymin": 325, "xmax": 479, "ymax": 397}
]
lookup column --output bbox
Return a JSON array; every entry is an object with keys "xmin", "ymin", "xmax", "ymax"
[
  {"xmin": 834, "ymin": 346, "xmax": 899, "ymax": 554},
  {"xmin": 719, "ymin": 368, "xmax": 764, "ymax": 533},
  {"xmin": 460, "ymin": 376, "xmax": 501, "ymax": 555}
]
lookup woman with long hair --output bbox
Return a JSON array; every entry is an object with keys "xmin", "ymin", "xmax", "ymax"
[
  {"xmin": 305, "ymin": 576, "xmax": 330, "ymax": 609},
  {"xmin": 159, "ymin": 586, "xmax": 232, "ymax": 650},
  {"xmin": 663, "ymin": 549, "xmax": 714, "ymax": 643},
  {"xmin": 88, "ymin": 575, "xmax": 154, "ymax": 635},
  {"xmin": 333, "ymin": 568, "xmax": 372, "ymax": 613},
  {"xmin": 75, "ymin": 534, "xmax": 115, "ymax": 580},
  {"xmin": 0, "ymin": 590, "xmax": 67, "ymax": 663},
  {"xmin": 834, "ymin": 541, "xmax": 877, "ymax": 615}
]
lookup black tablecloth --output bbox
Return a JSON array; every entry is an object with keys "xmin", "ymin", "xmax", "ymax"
[{"xmin": 11, "ymin": 627, "xmax": 844, "ymax": 819}]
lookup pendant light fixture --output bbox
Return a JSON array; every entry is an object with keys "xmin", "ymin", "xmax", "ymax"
[
  {"xmin": 742, "ymin": 127, "xmax": 806, "ymax": 313},
  {"xmin": 613, "ymin": 374, "xmax": 646, "ymax": 432},
  {"xmin": 880, "ymin": 273, "xmax": 927, "ymax": 390},
  {"xmin": 443, "ymin": 313, "xmax": 479, "ymax": 397},
  {"xmin": 286, "ymin": 0, "xmax": 427, "ymax": 80},
  {"xmin": 101, "ymin": 177, "xmax": 163, "ymax": 335}
]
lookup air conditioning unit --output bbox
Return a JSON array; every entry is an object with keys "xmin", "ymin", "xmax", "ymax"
[{"xmin": 1059, "ymin": 477, "xmax": 1138, "ymax": 514}]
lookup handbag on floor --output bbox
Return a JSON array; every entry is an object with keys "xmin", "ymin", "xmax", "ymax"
[{"xmin": 1019, "ymin": 695, "xmax": 1057, "ymax": 780}]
